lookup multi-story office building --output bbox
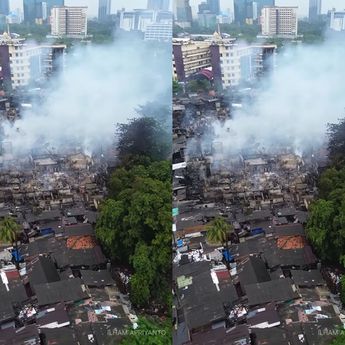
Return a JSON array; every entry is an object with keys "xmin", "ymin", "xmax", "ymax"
[
  {"xmin": 174, "ymin": 0, "xmax": 192, "ymax": 28},
  {"xmin": 0, "ymin": 33, "xmax": 65, "ymax": 90},
  {"xmin": 209, "ymin": 35, "xmax": 276, "ymax": 88},
  {"xmin": 98, "ymin": 0, "xmax": 112, "ymax": 22},
  {"xmin": 144, "ymin": 22, "xmax": 172, "ymax": 41},
  {"xmin": 329, "ymin": 9, "xmax": 345, "ymax": 31},
  {"xmin": 309, "ymin": 0, "xmax": 321, "ymax": 22},
  {"xmin": 119, "ymin": 9, "xmax": 172, "ymax": 33},
  {"xmin": 261, "ymin": 6, "xmax": 298, "ymax": 37},
  {"xmin": 173, "ymin": 39, "xmax": 212, "ymax": 81},
  {"xmin": 23, "ymin": 0, "xmax": 64, "ymax": 23},
  {"xmin": 234, "ymin": 0, "xmax": 255, "ymax": 24},
  {"xmin": 51, "ymin": 6, "xmax": 88, "ymax": 38},
  {"xmin": 147, "ymin": 0, "xmax": 170, "ymax": 11}
]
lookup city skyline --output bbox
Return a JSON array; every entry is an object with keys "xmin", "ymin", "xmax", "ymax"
[
  {"xmin": 190, "ymin": 0, "xmax": 345, "ymax": 17},
  {"xmin": 10, "ymin": 0, "xmax": 149, "ymax": 17}
]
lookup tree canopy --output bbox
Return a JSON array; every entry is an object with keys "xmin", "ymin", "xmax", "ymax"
[
  {"xmin": 116, "ymin": 117, "xmax": 170, "ymax": 164},
  {"xmin": 0, "ymin": 217, "xmax": 20, "ymax": 244},
  {"xmin": 120, "ymin": 317, "xmax": 171, "ymax": 345},
  {"xmin": 96, "ymin": 116, "xmax": 171, "ymax": 310},
  {"xmin": 306, "ymin": 117, "xmax": 345, "ymax": 267}
]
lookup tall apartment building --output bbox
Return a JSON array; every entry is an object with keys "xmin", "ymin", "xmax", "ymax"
[
  {"xmin": 173, "ymin": 39, "xmax": 212, "ymax": 81},
  {"xmin": 24, "ymin": 0, "xmax": 64, "ymax": 23},
  {"xmin": 144, "ymin": 23, "xmax": 172, "ymax": 41},
  {"xmin": 261, "ymin": 6, "xmax": 298, "ymax": 38},
  {"xmin": 119, "ymin": 9, "xmax": 172, "ymax": 33},
  {"xmin": 309, "ymin": 0, "xmax": 321, "ymax": 22},
  {"xmin": 147, "ymin": 0, "xmax": 170, "ymax": 11},
  {"xmin": 174, "ymin": 0, "xmax": 193, "ymax": 28},
  {"xmin": 329, "ymin": 9, "xmax": 345, "ymax": 31},
  {"xmin": 210, "ymin": 35, "xmax": 276, "ymax": 88},
  {"xmin": 51, "ymin": 6, "xmax": 88, "ymax": 38},
  {"xmin": 98, "ymin": 0, "xmax": 112, "ymax": 22},
  {"xmin": 0, "ymin": 33, "xmax": 65, "ymax": 90},
  {"xmin": 234, "ymin": 0, "xmax": 275, "ymax": 24}
]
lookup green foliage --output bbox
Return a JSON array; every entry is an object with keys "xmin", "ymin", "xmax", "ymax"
[
  {"xmin": 120, "ymin": 317, "xmax": 171, "ymax": 345},
  {"xmin": 96, "ymin": 160, "xmax": 171, "ymax": 308},
  {"xmin": 0, "ymin": 217, "xmax": 20, "ymax": 244},
  {"xmin": 328, "ymin": 118, "xmax": 345, "ymax": 166},
  {"xmin": 298, "ymin": 20, "xmax": 326, "ymax": 44},
  {"xmin": 307, "ymin": 117, "xmax": 345, "ymax": 267},
  {"xmin": 340, "ymin": 276, "xmax": 345, "ymax": 305},
  {"xmin": 331, "ymin": 331, "xmax": 345, "ymax": 345},
  {"xmin": 173, "ymin": 80, "xmax": 182, "ymax": 94},
  {"xmin": 116, "ymin": 117, "xmax": 170, "ymax": 163},
  {"xmin": 7, "ymin": 23, "xmax": 50, "ymax": 42},
  {"xmin": 87, "ymin": 20, "xmax": 115, "ymax": 44},
  {"xmin": 207, "ymin": 216, "xmax": 233, "ymax": 246},
  {"xmin": 186, "ymin": 79, "xmax": 211, "ymax": 93}
]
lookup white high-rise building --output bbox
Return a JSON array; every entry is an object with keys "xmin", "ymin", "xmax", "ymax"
[
  {"xmin": 261, "ymin": 6, "xmax": 298, "ymax": 38},
  {"xmin": 0, "ymin": 33, "xmax": 66, "ymax": 90},
  {"xmin": 329, "ymin": 9, "xmax": 345, "ymax": 31},
  {"xmin": 51, "ymin": 6, "xmax": 88, "ymax": 38}
]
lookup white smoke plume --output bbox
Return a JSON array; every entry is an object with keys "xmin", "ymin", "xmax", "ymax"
[
  {"xmin": 2, "ymin": 38, "xmax": 171, "ymax": 155},
  {"xmin": 214, "ymin": 38, "xmax": 345, "ymax": 157}
]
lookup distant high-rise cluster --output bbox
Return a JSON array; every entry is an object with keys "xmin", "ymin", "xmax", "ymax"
[
  {"xmin": 98, "ymin": 0, "xmax": 112, "ymax": 22},
  {"xmin": 309, "ymin": 0, "xmax": 321, "ymax": 22},
  {"xmin": 23, "ymin": 0, "xmax": 64, "ymax": 24},
  {"xmin": 147, "ymin": 0, "xmax": 170, "ymax": 11},
  {"xmin": 234, "ymin": 0, "xmax": 275, "ymax": 25},
  {"xmin": 174, "ymin": 0, "xmax": 192, "ymax": 28}
]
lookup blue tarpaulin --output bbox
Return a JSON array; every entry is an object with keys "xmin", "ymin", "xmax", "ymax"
[
  {"xmin": 40, "ymin": 228, "xmax": 55, "ymax": 236},
  {"xmin": 177, "ymin": 239, "xmax": 183, "ymax": 247},
  {"xmin": 222, "ymin": 249, "xmax": 234, "ymax": 262},
  {"xmin": 12, "ymin": 249, "xmax": 23, "ymax": 262},
  {"xmin": 250, "ymin": 227, "xmax": 264, "ymax": 236}
]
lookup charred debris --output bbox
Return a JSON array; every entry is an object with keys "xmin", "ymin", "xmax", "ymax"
[{"xmin": 172, "ymin": 92, "xmax": 341, "ymax": 345}]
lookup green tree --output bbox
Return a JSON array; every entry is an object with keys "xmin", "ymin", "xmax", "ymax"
[
  {"xmin": 207, "ymin": 217, "xmax": 233, "ymax": 267},
  {"xmin": 340, "ymin": 276, "xmax": 345, "ymax": 305},
  {"xmin": 96, "ymin": 161, "xmax": 171, "ymax": 309},
  {"xmin": 186, "ymin": 79, "xmax": 211, "ymax": 93},
  {"xmin": 116, "ymin": 117, "xmax": 170, "ymax": 163},
  {"xmin": 120, "ymin": 317, "xmax": 171, "ymax": 345},
  {"xmin": 331, "ymin": 332, "xmax": 345, "ymax": 345},
  {"xmin": 328, "ymin": 118, "xmax": 345, "ymax": 166},
  {"xmin": 0, "ymin": 217, "xmax": 21, "ymax": 268},
  {"xmin": 173, "ymin": 80, "xmax": 182, "ymax": 95}
]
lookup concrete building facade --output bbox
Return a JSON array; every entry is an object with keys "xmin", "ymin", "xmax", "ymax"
[
  {"xmin": 98, "ymin": 0, "xmax": 111, "ymax": 22},
  {"xmin": 261, "ymin": 6, "xmax": 298, "ymax": 38},
  {"xmin": 0, "ymin": 33, "xmax": 65, "ymax": 90},
  {"xmin": 309, "ymin": 0, "xmax": 321, "ymax": 22},
  {"xmin": 173, "ymin": 39, "xmax": 212, "ymax": 81},
  {"xmin": 144, "ymin": 22, "xmax": 172, "ymax": 41},
  {"xmin": 51, "ymin": 6, "xmax": 88, "ymax": 38},
  {"xmin": 174, "ymin": 0, "xmax": 193, "ymax": 28},
  {"xmin": 329, "ymin": 9, "xmax": 345, "ymax": 31}
]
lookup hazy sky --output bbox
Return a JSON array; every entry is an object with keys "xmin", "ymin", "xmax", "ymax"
[{"xmin": 10, "ymin": 0, "xmax": 148, "ymax": 17}]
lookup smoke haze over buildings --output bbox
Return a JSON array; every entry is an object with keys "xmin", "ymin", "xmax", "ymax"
[
  {"xmin": 213, "ymin": 39, "xmax": 345, "ymax": 157},
  {"xmin": 2, "ymin": 39, "xmax": 171, "ymax": 155}
]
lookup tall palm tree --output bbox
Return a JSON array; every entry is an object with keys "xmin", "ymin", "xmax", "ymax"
[
  {"xmin": 0, "ymin": 217, "xmax": 21, "ymax": 268},
  {"xmin": 207, "ymin": 216, "xmax": 234, "ymax": 269}
]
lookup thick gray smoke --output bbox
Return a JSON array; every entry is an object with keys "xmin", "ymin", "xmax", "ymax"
[
  {"xmin": 3, "ymin": 38, "xmax": 171, "ymax": 155},
  {"xmin": 214, "ymin": 39, "xmax": 345, "ymax": 156}
]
